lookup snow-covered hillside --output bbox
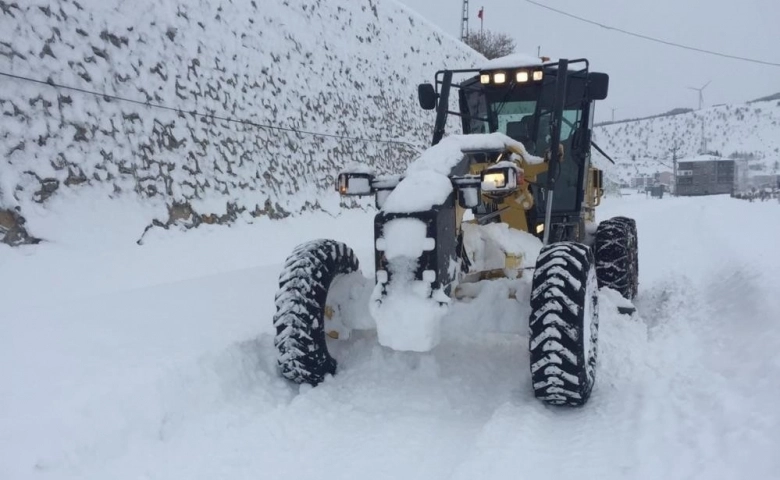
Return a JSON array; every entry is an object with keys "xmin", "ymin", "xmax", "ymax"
[
  {"xmin": 594, "ymin": 99, "xmax": 780, "ymax": 185},
  {"xmin": 0, "ymin": 0, "xmax": 482, "ymax": 244},
  {"xmin": 2, "ymin": 193, "xmax": 779, "ymax": 479}
]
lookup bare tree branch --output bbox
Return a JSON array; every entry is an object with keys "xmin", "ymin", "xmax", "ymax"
[{"xmin": 464, "ymin": 30, "xmax": 516, "ymax": 59}]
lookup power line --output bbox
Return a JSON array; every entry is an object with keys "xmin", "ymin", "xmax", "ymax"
[
  {"xmin": 0, "ymin": 70, "xmax": 424, "ymax": 151},
  {"xmin": 523, "ymin": 0, "xmax": 780, "ymax": 68}
]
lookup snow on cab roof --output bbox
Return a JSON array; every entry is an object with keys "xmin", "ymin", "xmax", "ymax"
[{"xmin": 480, "ymin": 53, "xmax": 544, "ymax": 71}]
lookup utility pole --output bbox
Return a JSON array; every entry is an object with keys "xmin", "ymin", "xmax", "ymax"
[
  {"xmin": 670, "ymin": 139, "xmax": 681, "ymax": 196},
  {"xmin": 699, "ymin": 115, "xmax": 707, "ymax": 155},
  {"xmin": 700, "ymin": 118, "xmax": 707, "ymax": 154},
  {"xmin": 460, "ymin": 0, "xmax": 469, "ymax": 42}
]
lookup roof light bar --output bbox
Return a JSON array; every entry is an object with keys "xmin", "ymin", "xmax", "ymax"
[{"xmin": 479, "ymin": 69, "xmax": 545, "ymax": 85}]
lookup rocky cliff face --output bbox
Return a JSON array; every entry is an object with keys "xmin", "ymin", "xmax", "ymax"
[{"xmin": 0, "ymin": 0, "xmax": 482, "ymax": 244}]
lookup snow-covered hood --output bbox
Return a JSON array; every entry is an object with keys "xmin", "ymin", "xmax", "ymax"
[{"xmin": 381, "ymin": 133, "xmax": 538, "ymax": 213}]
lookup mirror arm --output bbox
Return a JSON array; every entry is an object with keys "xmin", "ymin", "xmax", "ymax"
[{"xmin": 591, "ymin": 141, "xmax": 616, "ymax": 165}]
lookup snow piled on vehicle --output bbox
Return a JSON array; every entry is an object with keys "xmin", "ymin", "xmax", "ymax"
[
  {"xmin": 371, "ymin": 217, "xmax": 447, "ymax": 351},
  {"xmin": 481, "ymin": 53, "xmax": 545, "ymax": 70},
  {"xmin": 324, "ymin": 271, "xmax": 376, "ymax": 339},
  {"xmin": 383, "ymin": 133, "xmax": 539, "ymax": 213},
  {"xmin": 380, "ymin": 170, "xmax": 454, "ymax": 213},
  {"xmin": 374, "ymin": 133, "xmax": 549, "ymax": 352},
  {"xmin": 462, "ymin": 222, "xmax": 543, "ymax": 273},
  {"xmin": 370, "ymin": 271, "xmax": 449, "ymax": 352}
]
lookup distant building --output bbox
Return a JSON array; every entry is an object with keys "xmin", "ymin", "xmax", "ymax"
[
  {"xmin": 656, "ymin": 171, "xmax": 672, "ymax": 185},
  {"xmin": 733, "ymin": 159, "xmax": 779, "ymax": 193},
  {"xmin": 750, "ymin": 174, "xmax": 779, "ymax": 189},
  {"xmin": 654, "ymin": 171, "xmax": 674, "ymax": 188},
  {"xmin": 676, "ymin": 155, "xmax": 735, "ymax": 196},
  {"xmin": 631, "ymin": 171, "xmax": 673, "ymax": 192},
  {"xmin": 631, "ymin": 176, "xmax": 652, "ymax": 189}
]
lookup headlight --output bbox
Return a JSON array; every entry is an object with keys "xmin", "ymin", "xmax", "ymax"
[
  {"xmin": 535, "ymin": 223, "xmax": 545, "ymax": 234},
  {"xmin": 493, "ymin": 72, "xmax": 507, "ymax": 84},
  {"xmin": 480, "ymin": 74, "xmax": 491, "ymax": 84},
  {"xmin": 533, "ymin": 70, "xmax": 544, "ymax": 81},
  {"xmin": 482, "ymin": 172, "xmax": 507, "ymax": 189}
]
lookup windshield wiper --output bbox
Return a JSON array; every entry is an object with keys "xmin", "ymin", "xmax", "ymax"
[{"xmin": 492, "ymin": 81, "xmax": 519, "ymax": 119}]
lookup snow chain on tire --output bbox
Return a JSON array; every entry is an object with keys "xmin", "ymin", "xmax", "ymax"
[
  {"xmin": 529, "ymin": 242, "xmax": 599, "ymax": 406},
  {"xmin": 273, "ymin": 239, "xmax": 360, "ymax": 385},
  {"xmin": 595, "ymin": 216, "xmax": 639, "ymax": 300}
]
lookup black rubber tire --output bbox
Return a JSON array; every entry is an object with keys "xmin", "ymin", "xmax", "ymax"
[
  {"xmin": 273, "ymin": 239, "xmax": 359, "ymax": 385},
  {"xmin": 529, "ymin": 242, "xmax": 599, "ymax": 406},
  {"xmin": 594, "ymin": 216, "xmax": 639, "ymax": 300}
]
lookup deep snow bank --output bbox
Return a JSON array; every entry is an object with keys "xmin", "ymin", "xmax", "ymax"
[
  {"xmin": 3, "ymin": 194, "xmax": 779, "ymax": 479},
  {"xmin": 0, "ymin": 0, "xmax": 482, "ymax": 244}
]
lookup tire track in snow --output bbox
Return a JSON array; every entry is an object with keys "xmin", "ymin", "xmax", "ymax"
[
  {"xmin": 448, "ymin": 292, "xmax": 652, "ymax": 479},
  {"xmin": 447, "ymin": 261, "xmax": 778, "ymax": 479},
  {"xmin": 10, "ymin": 196, "xmax": 779, "ymax": 479}
]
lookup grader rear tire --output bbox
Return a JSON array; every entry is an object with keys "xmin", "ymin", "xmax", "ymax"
[{"xmin": 595, "ymin": 216, "xmax": 639, "ymax": 300}]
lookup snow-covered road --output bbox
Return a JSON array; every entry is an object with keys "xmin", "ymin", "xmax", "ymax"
[{"xmin": 1, "ymin": 194, "xmax": 778, "ymax": 480}]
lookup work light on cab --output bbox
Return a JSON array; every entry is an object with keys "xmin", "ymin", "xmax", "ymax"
[
  {"xmin": 516, "ymin": 71, "xmax": 529, "ymax": 83},
  {"xmin": 479, "ymin": 69, "xmax": 543, "ymax": 85}
]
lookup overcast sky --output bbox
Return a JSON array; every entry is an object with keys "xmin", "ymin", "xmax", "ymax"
[{"xmin": 399, "ymin": 0, "xmax": 780, "ymax": 123}]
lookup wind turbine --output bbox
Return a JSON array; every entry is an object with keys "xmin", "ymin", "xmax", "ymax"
[{"xmin": 687, "ymin": 80, "xmax": 711, "ymax": 110}]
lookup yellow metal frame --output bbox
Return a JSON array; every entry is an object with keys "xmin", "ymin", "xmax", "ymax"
[
  {"xmin": 456, "ymin": 144, "xmax": 603, "ymax": 279},
  {"xmin": 465, "ymin": 144, "xmax": 550, "ymax": 233}
]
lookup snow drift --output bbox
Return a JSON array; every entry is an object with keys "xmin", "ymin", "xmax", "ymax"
[{"xmin": 2, "ymin": 194, "xmax": 779, "ymax": 479}]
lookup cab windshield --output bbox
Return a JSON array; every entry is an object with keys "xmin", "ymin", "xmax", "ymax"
[
  {"xmin": 460, "ymin": 80, "xmax": 587, "ymax": 214},
  {"xmin": 491, "ymin": 100, "xmax": 537, "ymax": 152},
  {"xmin": 532, "ymin": 108, "xmax": 584, "ymax": 213}
]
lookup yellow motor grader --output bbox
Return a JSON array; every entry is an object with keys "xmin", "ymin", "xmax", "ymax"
[{"xmin": 273, "ymin": 56, "xmax": 638, "ymax": 406}]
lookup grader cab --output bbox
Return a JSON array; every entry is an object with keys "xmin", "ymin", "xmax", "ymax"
[{"xmin": 417, "ymin": 55, "xmax": 609, "ymax": 243}]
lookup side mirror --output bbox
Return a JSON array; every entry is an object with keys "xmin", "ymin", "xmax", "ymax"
[
  {"xmin": 418, "ymin": 83, "xmax": 437, "ymax": 110},
  {"xmin": 337, "ymin": 172, "xmax": 374, "ymax": 196},
  {"xmin": 588, "ymin": 72, "xmax": 609, "ymax": 101}
]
